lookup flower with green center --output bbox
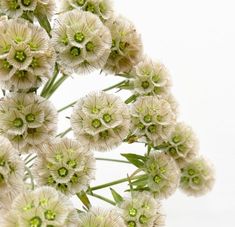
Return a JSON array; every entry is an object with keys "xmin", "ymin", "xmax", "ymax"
[
  {"xmin": 21, "ymin": 0, "xmax": 32, "ymax": 7},
  {"xmin": 99, "ymin": 130, "xmax": 109, "ymax": 139},
  {"xmin": 9, "ymin": 0, "xmax": 20, "ymax": 10},
  {"xmin": 144, "ymin": 114, "xmax": 152, "ymax": 123},
  {"xmin": 58, "ymin": 167, "xmax": 69, "ymax": 177},
  {"xmin": 67, "ymin": 160, "xmax": 77, "ymax": 168},
  {"xmin": 148, "ymin": 124, "xmax": 157, "ymax": 133},
  {"xmin": 188, "ymin": 169, "xmax": 195, "ymax": 176},
  {"xmin": 3, "ymin": 60, "xmax": 13, "ymax": 70},
  {"xmin": 70, "ymin": 46, "xmax": 81, "ymax": 56},
  {"xmin": 92, "ymin": 119, "xmax": 102, "ymax": 128},
  {"xmin": 85, "ymin": 3, "xmax": 96, "ymax": 13},
  {"xmin": 141, "ymin": 81, "xmax": 150, "ymax": 89},
  {"xmin": 139, "ymin": 214, "xmax": 148, "ymax": 224},
  {"xmin": 29, "ymin": 216, "xmax": 42, "ymax": 227},
  {"xmin": 76, "ymin": 0, "xmax": 86, "ymax": 6},
  {"xmin": 103, "ymin": 113, "xmax": 112, "ymax": 123},
  {"xmin": 30, "ymin": 58, "xmax": 39, "ymax": 68},
  {"xmin": 153, "ymin": 175, "xmax": 162, "ymax": 184},
  {"xmin": 86, "ymin": 41, "xmax": 95, "ymax": 52},
  {"xmin": 13, "ymin": 118, "xmax": 24, "ymax": 128},
  {"xmin": 127, "ymin": 221, "xmax": 136, "ymax": 227},
  {"xmin": 137, "ymin": 122, "xmax": 145, "ymax": 130},
  {"xmin": 74, "ymin": 32, "xmax": 85, "ymax": 43},
  {"xmin": 14, "ymin": 51, "xmax": 27, "ymax": 63},
  {"xmin": 26, "ymin": 113, "xmax": 36, "ymax": 123},
  {"xmin": 128, "ymin": 208, "xmax": 137, "ymax": 217},
  {"xmin": 44, "ymin": 210, "xmax": 56, "ymax": 221}
]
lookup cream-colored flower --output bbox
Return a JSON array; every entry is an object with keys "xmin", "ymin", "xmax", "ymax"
[
  {"xmin": 2, "ymin": 186, "xmax": 78, "ymax": 227},
  {"xmin": 52, "ymin": 9, "xmax": 111, "ymax": 74},
  {"xmin": 130, "ymin": 96, "xmax": 176, "ymax": 146},
  {"xmin": 33, "ymin": 138, "xmax": 95, "ymax": 196},
  {"xmin": 180, "ymin": 157, "xmax": 215, "ymax": 197},
  {"xmin": 0, "ymin": 93, "xmax": 57, "ymax": 153},
  {"xmin": 36, "ymin": 0, "xmax": 56, "ymax": 19},
  {"xmin": 104, "ymin": 15, "xmax": 143, "ymax": 74},
  {"xmin": 119, "ymin": 192, "xmax": 164, "ymax": 227},
  {"xmin": 71, "ymin": 91, "xmax": 130, "ymax": 151},
  {"xmin": 77, "ymin": 207, "xmax": 125, "ymax": 227},
  {"xmin": 144, "ymin": 152, "xmax": 180, "ymax": 199}
]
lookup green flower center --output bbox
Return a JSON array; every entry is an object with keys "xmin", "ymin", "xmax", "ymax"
[
  {"xmin": 76, "ymin": 0, "xmax": 86, "ymax": 6},
  {"xmin": 85, "ymin": 3, "xmax": 96, "ymax": 13},
  {"xmin": 141, "ymin": 81, "xmax": 150, "ymax": 89},
  {"xmin": 44, "ymin": 210, "xmax": 56, "ymax": 221},
  {"xmin": 99, "ymin": 3, "xmax": 106, "ymax": 13},
  {"xmin": 153, "ymin": 175, "xmax": 162, "ymax": 184},
  {"xmin": 58, "ymin": 167, "xmax": 68, "ymax": 177},
  {"xmin": 14, "ymin": 51, "xmax": 27, "ymax": 63},
  {"xmin": 169, "ymin": 147, "xmax": 177, "ymax": 155},
  {"xmin": 2, "ymin": 59, "xmax": 12, "ymax": 70},
  {"xmin": 139, "ymin": 215, "xmax": 148, "ymax": 224},
  {"xmin": 70, "ymin": 46, "xmax": 81, "ymax": 56},
  {"xmin": 29, "ymin": 216, "xmax": 42, "ymax": 227},
  {"xmin": 70, "ymin": 173, "xmax": 79, "ymax": 184},
  {"xmin": 152, "ymin": 74, "xmax": 160, "ymax": 83},
  {"xmin": 74, "ymin": 32, "xmax": 85, "ymax": 43},
  {"xmin": 9, "ymin": 0, "xmax": 20, "ymax": 10},
  {"xmin": 144, "ymin": 114, "xmax": 152, "ymax": 123},
  {"xmin": 15, "ymin": 70, "xmax": 27, "ymax": 78},
  {"xmin": 26, "ymin": 113, "xmax": 35, "ymax": 123},
  {"xmin": 30, "ymin": 58, "xmax": 39, "ymax": 68},
  {"xmin": 129, "ymin": 207, "xmax": 137, "ymax": 217},
  {"xmin": 67, "ymin": 160, "xmax": 77, "ymax": 168},
  {"xmin": 127, "ymin": 221, "xmax": 136, "ymax": 227},
  {"xmin": 99, "ymin": 130, "xmax": 109, "ymax": 139},
  {"xmin": 91, "ymin": 107, "xmax": 100, "ymax": 114},
  {"xmin": 148, "ymin": 125, "xmax": 157, "ymax": 133},
  {"xmin": 21, "ymin": 0, "xmax": 32, "ymax": 6},
  {"xmin": 137, "ymin": 122, "xmax": 145, "ymax": 130},
  {"xmin": 103, "ymin": 113, "xmax": 112, "ymax": 123},
  {"xmin": 47, "ymin": 175, "xmax": 56, "ymax": 185},
  {"xmin": 192, "ymin": 176, "xmax": 201, "ymax": 185},
  {"xmin": 154, "ymin": 86, "xmax": 162, "ymax": 94},
  {"xmin": 61, "ymin": 36, "xmax": 69, "ymax": 46},
  {"xmin": 181, "ymin": 176, "xmax": 189, "ymax": 183},
  {"xmin": 13, "ymin": 118, "xmax": 24, "ymax": 128},
  {"xmin": 173, "ymin": 135, "xmax": 181, "ymax": 143},
  {"xmin": 92, "ymin": 119, "xmax": 102, "ymax": 128},
  {"xmin": 58, "ymin": 183, "xmax": 68, "ymax": 192},
  {"xmin": 86, "ymin": 41, "xmax": 95, "ymax": 52},
  {"xmin": 188, "ymin": 169, "xmax": 195, "ymax": 176}
]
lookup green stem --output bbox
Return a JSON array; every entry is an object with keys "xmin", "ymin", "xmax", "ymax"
[
  {"xmin": 58, "ymin": 101, "xmax": 77, "ymax": 113},
  {"xmin": 25, "ymin": 154, "xmax": 37, "ymax": 165},
  {"xmin": 87, "ymin": 192, "xmax": 116, "ymax": 205},
  {"xmin": 96, "ymin": 158, "xmax": 129, "ymax": 164},
  {"xmin": 125, "ymin": 94, "xmax": 138, "ymax": 104},
  {"xmin": 56, "ymin": 128, "xmax": 72, "ymax": 138},
  {"xmin": 25, "ymin": 167, "xmax": 35, "ymax": 190},
  {"xmin": 102, "ymin": 80, "xmax": 127, "ymax": 92}
]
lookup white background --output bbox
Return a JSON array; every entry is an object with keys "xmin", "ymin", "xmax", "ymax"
[{"xmin": 52, "ymin": 1, "xmax": 235, "ymax": 226}]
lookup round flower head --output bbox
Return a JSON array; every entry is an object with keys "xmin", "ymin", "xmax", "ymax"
[
  {"xmin": 61, "ymin": 0, "xmax": 114, "ymax": 21},
  {"xmin": 0, "ymin": 18, "xmax": 55, "ymax": 91},
  {"xmin": 33, "ymin": 138, "xmax": 95, "ymax": 195},
  {"xmin": 71, "ymin": 91, "xmax": 131, "ymax": 151},
  {"xmin": 104, "ymin": 15, "xmax": 143, "ymax": 74},
  {"xmin": 77, "ymin": 207, "xmax": 125, "ymax": 227},
  {"xmin": 144, "ymin": 152, "xmax": 180, "ymax": 199},
  {"xmin": 2, "ymin": 186, "xmax": 78, "ymax": 227},
  {"xmin": 0, "ymin": 136, "xmax": 24, "ymax": 195},
  {"xmin": 130, "ymin": 96, "xmax": 176, "ymax": 147},
  {"xmin": 159, "ymin": 122, "xmax": 199, "ymax": 168},
  {"xmin": 130, "ymin": 58, "xmax": 171, "ymax": 98},
  {"xmin": 0, "ymin": 93, "xmax": 58, "ymax": 153},
  {"xmin": 119, "ymin": 192, "xmax": 164, "ymax": 227},
  {"xmin": 0, "ymin": 0, "xmax": 56, "ymax": 19},
  {"xmin": 180, "ymin": 157, "xmax": 215, "ymax": 197},
  {"xmin": 52, "ymin": 9, "xmax": 112, "ymax": 74}
]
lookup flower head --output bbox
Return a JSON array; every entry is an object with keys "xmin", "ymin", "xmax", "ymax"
[
  {"xmin": 104, "ymin": 15, "xmax": 143, "ymax": 74},
  {"xmin": 52, "ymin": 9, "xmax": 112, "ymax": 74},
  {"xmin": 0, "ymin": 93, "xmax": 58, "ymax": 153},
  {"xmin": 0, "ymin": 18, "xmax": 55, "ymax": 91},
  {"xmin": 33, "ymin": 138, "xmax": 95, "ymax": 195},
  {"xmin": 130, "ymin": 96, "xmax": 176, "ymax": 146},
  {"xmin": 71, "ymin": 91, "xmax": 130, "ymax": 151},
  {"xmin": 180, "ymin": 157, "xmax": 215, "ymax": 196}
]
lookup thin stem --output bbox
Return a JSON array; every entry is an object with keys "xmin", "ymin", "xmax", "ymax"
[
  {"xmin": 125, "ymin": 94, "xmax": 138, "ymax": 104},
  {"xmin": 58, "ymin": 101, "xmax": 77, "ymax": 113},
  {"xmin": 87, "ymin": 192, "xmax": 116, "ymax": 205},
  {"xmin": 25, "ymin": 154, "xmax": 37, "ymax": 165},
  {"xmin": 25, "ymin": 167, "xmax": 34, "ymax": 190},
  {"xmin": 96, "ymin": 157, "xmax": 129, "ymax": 164},
  {"xmin": 56, "ymin": 128, "xmax": 72, "ymax": 138},
  {"xmin": 102, "ymin": 80, "xmax": 127, "ymax": 92}
]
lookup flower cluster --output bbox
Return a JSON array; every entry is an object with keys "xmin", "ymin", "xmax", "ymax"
[
  {"xmin": 0, "ymin": 18, "xmax": 55, "ymax": 91},
  {"xmin": 130, "ymin": 96, "xmax": 176, "ymax": 146},
  {"xmin": 33, "ymin": 138, "xmax": 95, "ymax": 195},
  {"xmin": 0, "ymin": 93, "xmax": 57, "ymax": 153},
  {"xmin": 119, "ymin": 192, "xmax": 165, "ymax": 227},
  {"xmin": 52, "ymin": 9, "xmax": 112, "ymax": 74},
  {"xmin": 61, "ymin": 0, "xmax": 113, "ymax": 21},
  {"xmin": 2, "ymin": 186, "xmax": 78, "ymax": 227},
  {"xmin": 71, "ymin": 91, "xmax": 130, "ymax": 151}
]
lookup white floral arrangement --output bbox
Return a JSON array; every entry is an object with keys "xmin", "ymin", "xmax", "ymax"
[{"xmin": 0, "ymin": 0, "xmax": 215, "ymax": 226}]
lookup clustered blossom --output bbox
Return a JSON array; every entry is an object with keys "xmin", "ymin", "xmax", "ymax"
[
  {"xmin": 130, "ymin": 96, "xmax": 176, "ymax": 146},
  {"xmin": 180, "ymin": 157, "xmax": 215, "ymax": 196},
  {"xmin": 159, "ymin": 122, "xmax": 199, "ymax": 168},
  {"xmin": 71, "ymin": 91, "xmax": 131, "ymax": 151},
  {"xmin": 52, "ymin": 9, "xmax": 112, "ymax": 74},
  {"xmin": 77, "ymin": 207, "xmax": 125, "ymax": 227},
  {"xmin": 0, "ymin": 93, "xmax": 57, "ymax": 153},
  {"xmin": 144, "ymin": 152, "xmax": 180, "ymax": 199},
  {"xmin": 33, "ymin": 138, "xmax": 95, "ymax": 195},
  {"xmin": 119, "ymin": 192, "xmax": 165, "ymax": 227},
  {"xmin": 1, "ymin": 186, "xmax": 78, "ymax": 227},
  {"xmin": 0, "ymin": 18, "xmax": 55, "ymax": 91},
  {"xmin": 0, "ymin": 0, "xmax": 56, "ymax": 19},
  {"xmin": 104, "ymin": 16, "xmax": 143, "ymax": 74},
  {"xmin": 61, "ymin": 0, "xmax": 113, "ymax": 21}
]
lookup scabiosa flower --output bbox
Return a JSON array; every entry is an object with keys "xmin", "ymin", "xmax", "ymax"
[
  {"xmin": 77, "ymin": 207, "xmax": 125, "ymax": 227},
  {"xmin": 32, "ymin": 138, "xmax": 95, "ymax": 195},
  {"xmin": 52, "ymin": 9, "xmax": 112, "ymax": 74},
  {"xmin": 119, "ymin": 192, "xmax": 164, "ymax": 227},
  {"xmin": 0, "ymin": 93, "xmax": 57, "ymax": 153},
  {"xmin": 159, "ymin": 122, "xmax": 199, "ymax": 168},
  {"xmin": 144, "ymin": 152, "xmax": 180, "ymax": 199},
  {"xmin": 71, "ymin": 91, "xmax": 130, "ymax": 151},
  {"xmin": 2, "ymin": 186, "xmax": 78, "ymax": 227},
  {"xmin": 61, "ymin": 0, "xmax": 114, "ymax": 21},
  {"xmin": 0, "ymin": 18, "xmax": 55, "ymax": 91},
  {"xmin": 130, "ymin": 96, "xmax": 176, "ymax": 146},
  {"xmin": 104, "ymin": 16, "xmax": 143, "ymax": 74},
  {"xmin": 130, "ymin": 58, "xmax": 171, "ymax": 98},
  {"xmin": 180, "ymin": 157, "xmax": 215, "ymax": 197}
]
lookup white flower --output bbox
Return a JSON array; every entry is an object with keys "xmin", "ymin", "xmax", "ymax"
[
  {"xmin": 104, "ymin": 15, "xmax": 143, "ymax": 74},
  {"xmin": 77, "ymin": 207, "xmax": 125, "ymax": 227},
  {"xmin": 2, "ymin": 186, "xmax": 78, "ymax": 227},
  {"xmin": 180, "ymin": 157, "xmax": 215, "ymax": 197},
  {"xmin": 71, "ymin": 91, "xmax": 130, "ymax": 151},
  {"xmin": 130, "ymin": 96, "xmax": 176, "ymax": 146},
  {"xmin": 0, "ymin": 93, "xmax": 58, "ymax": 153},
  {"xmin": 33, "ymin": 138, "xmax": 96, "ymax": 196},
  {"xmin": 144, "ymin": 152, "xmax": 180, "ymax": 199},
  {"xmin": 119, "ymin": 192, "xmax": 164, "ymax": 227},
  {"xmin": 52, "ymin": 9, "xmax": 112, "ymax": 74}
]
